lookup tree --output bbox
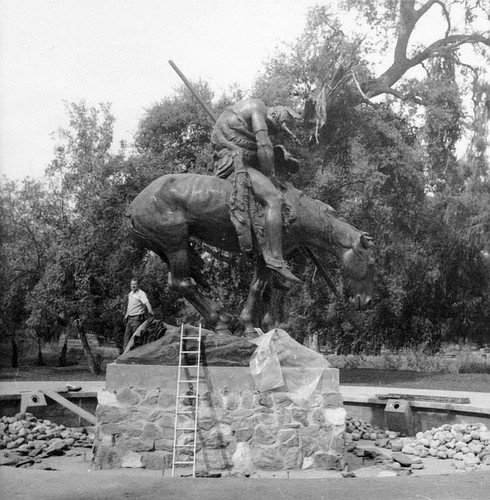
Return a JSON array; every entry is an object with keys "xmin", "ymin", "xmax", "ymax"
[
  {"xmin": 0, "ymin": 179, "xmax": 50, "ymax": 366},
  {"xmin": 24, "ymin": 102, "xmax": 146, "ymax": 370},
  {"xmin": 135, "ymin": 82, "xmax": 215, "ymax": 174},
  {"xmin": 249, "ymin": 1, "xmax": 490, "ymax": 351}
]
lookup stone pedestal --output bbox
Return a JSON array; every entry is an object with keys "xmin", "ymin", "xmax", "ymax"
[{"xmin": 93, "ymin": 363, "xmax": 346, "ymax": 474}]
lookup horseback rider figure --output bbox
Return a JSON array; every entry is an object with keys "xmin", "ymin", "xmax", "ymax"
[{"xmin": 211, "ymin": 98, "xmax": 302, "ymax": 284}]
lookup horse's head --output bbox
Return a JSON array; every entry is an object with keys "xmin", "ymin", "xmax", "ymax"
[{"xmin": 340, "ymin": 233, "xmax": 375, "ymax": 310}]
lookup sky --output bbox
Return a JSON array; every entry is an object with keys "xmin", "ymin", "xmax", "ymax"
[{"xmin": 0, "ymin": 0, "xmax": 324, "ymax": 180}]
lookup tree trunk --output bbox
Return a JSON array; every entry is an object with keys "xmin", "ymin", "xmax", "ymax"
[
  {"xmin": 11, "ymin": 337, "xmax": 18, "ymax": 368},
  {"xmin": 305, "ymin": 331, "xmax": 320, "ymax": 352},
  {"xmin": 78, "ymin": 327, "xmax": 100, "ymax": 375},
  {"xmin": 58, "ymin": 327, "xmax": 69, "ymax": 367},
  {"xmin": 37, "ymin": 338, "xmax": 44, "ymax": 366}
]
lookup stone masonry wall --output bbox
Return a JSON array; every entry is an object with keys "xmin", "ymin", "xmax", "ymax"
[{"xmin": 93, "ymin": 364, "xmax": 346, "ymax": 474}]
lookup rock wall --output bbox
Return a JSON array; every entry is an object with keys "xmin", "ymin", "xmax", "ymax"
[{"xmin": 93, "ymin": 364, "xmax": 346, "ymax": 474}]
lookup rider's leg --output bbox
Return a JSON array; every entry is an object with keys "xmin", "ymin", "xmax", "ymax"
[{"xmin": 247, "ymin": 168, "xmax": 300, "ymax": 283}]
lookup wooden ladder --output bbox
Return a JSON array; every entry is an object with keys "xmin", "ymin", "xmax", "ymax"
[{"xmin": 171, "ymin": 323, "xmax": 202, "ymax": 478}]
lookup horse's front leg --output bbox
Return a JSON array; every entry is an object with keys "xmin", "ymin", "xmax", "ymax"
[{"xmin": 239, "ymin": 260, "xmax": 271, "ymax": 338}]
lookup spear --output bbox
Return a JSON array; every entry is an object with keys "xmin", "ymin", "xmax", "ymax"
[{"xmin": 168, "ymin": 60, "xmax": 218, "ymax": 124}]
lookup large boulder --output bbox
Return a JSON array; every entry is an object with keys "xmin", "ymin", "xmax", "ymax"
[{"xmin": 116, "ymin": 321, "xmax": 255, "ymax": 366}]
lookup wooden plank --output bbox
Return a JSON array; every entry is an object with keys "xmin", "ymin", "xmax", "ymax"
[
  {"xmin": 42, "ymin": 390, "xmax": 98, "ymax": 425},
  {"xmin": 375, "ymin": 393, "xmax": 470, "ymax": 404}
]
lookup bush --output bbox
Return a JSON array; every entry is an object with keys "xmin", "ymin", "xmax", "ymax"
[{"xmin": 458, "ymin": 361, "xmax": 490, "ymax": 374}]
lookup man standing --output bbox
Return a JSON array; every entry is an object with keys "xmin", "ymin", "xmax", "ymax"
[
  {"xmin": 123, "ymin": 278, "xmax": 153, "ymax": 349},
  {"xmin": 211, "ymin": 98, "xmax": 301, "ymax": 283}
]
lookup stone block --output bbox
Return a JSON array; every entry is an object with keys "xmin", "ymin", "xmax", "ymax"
[
  {"xmin": 253, "ymin": 413, "xmax": 276, "ymax": 427},
  {"xmin": 324, "ymin": 408, "xmax": 346, "ymax": 427},
  {"xmin": 97, "ymin": 390, "xmax": 118, "ymax": 406},
  {"xmin": 145, "ymin": 409, "xmax": 164, "ymax": 423},
  {"xmin": 116, "ymin": 388, "xmax": 141, "ymax": 406},
  {"xmin": 154, "ymin": 438, "xmax": 174, "ymax": 451},
  {"xmin": 284, "ymin": 447, "xmax": 304, "ymax": 469},
  {"xmin": 302, "ymin": 456, "xmax": 315, "ymax": 470},
  {"xmin": 198, "ymin": 416, "xmax": 215, "ymax": 431},
  {"xmin": 313, "ymin": 451, "xmax": 342, "ymax": 470},
  {"xmin": 225, "ymin": 395, "xmax": 239, "ymax": 410},
  {"xmin": 124, "ymin": 437, "xmax": 154, "ymax": 452},
  {"xmin": 273, "ymin": 394, "xmax": 293, "ymax": 408},
  {"xmin": 231, "ymin": 442, "xmax": 254, "ymax": 475},
  {"xmin": 277, "ymin": 428, "xmax": 299, "ymax": 448},
  {"xmin": 256, "ymin": 394, "xmax": 273, "ymax": 408},
  {"xmin": 96, "ymin": 405, "xmax": 132, "ymax": 424},
  {"xmin": 142, "ymin": 389, "xmax": 160, "ymax": 406},
  {"xmin": 196, "ymin": 448, "xmax": 233, "ymax": 470},
  {"xmin": 299, "ymin": 435, "xmax": 319, "ymax": 457},
  {"xmin": 201, "ymin": 425, "xmax": 233, "ymax": 449},
  {"xmin": 143, "ymin": 423, "xmax": 162, "ymax": 440},
  {"xmin": 239, "ymin": 390, "xmax": 254, "ymax": 409},
  {"xmin": 298, "ymin": 425, "xmax": 320, "ymax": 437},
  {"xmin": 292, "ymin": 408, "xmax": 309, "ymax": 427},
  {"xmin": 141, "ymin": 451, "xmax": 170, "ymax": 470},
  {"xmin": 230, "ymin": 409, "xmax": 254, "ymax": 420},
  {"xmin": 234, "ymin": 428, "xmax": 254, "ymax": 442},
  {"xmin": 158, "ymin": 392, "xmax": 176, "ymax": 409},
  {"xmin": 252, "ymin": 425, "xmax": 277, "ymax": 445},
  {"xmin": 312, "ymin": 408, "xmax": 326, "ymax": 425},
  {"xmin": 93, "ymin": 446, "xmax": 122, "ymax": 469},
  {"xmin": 309, "ymin": 393, "xmax": 323, "ymax": 408},
  {"xmin": 322, "ymin": 391, "xmax": 342, "ymax": 407},
  {"xmin": 277, "ymin": 408, "xmax": 292, "ymax": 426},
  {"xmin": 252, "ymin": 446, "xmax": 284, "ymax": 470},
  {"xmin": 100, "ymin": 423, "xmax": 122, "ymax": 435},
  {"xmin": 121, "ymin": 450, "xmax": 143, "ymax": 468}
]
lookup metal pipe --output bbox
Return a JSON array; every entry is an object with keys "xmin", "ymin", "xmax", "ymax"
[{"xmin": 168, "ymin": 60, "xmax": 218, "ymax": 124}]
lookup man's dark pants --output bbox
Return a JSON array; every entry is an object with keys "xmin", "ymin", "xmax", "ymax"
[{"xmin": 124, "ymin": 315, "xmax": 145, "ymax": 349}]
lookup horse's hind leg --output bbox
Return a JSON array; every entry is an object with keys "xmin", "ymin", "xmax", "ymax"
[
  {"xmin": 166, "ymin": 247, "xmax": 232, "ymax": 335},
  {"xmin": 239, "ymin": 259, "xmax": 272, "ymax": 338}
]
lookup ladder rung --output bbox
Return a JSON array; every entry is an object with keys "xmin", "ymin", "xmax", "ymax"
[
  {"xmin": 177, "ymin": 410, "xmax": 195, "ymax": 414},
  {"xmin": 181, "ymin": 365, "xmax": 199, "ymax": 368},
  {"xmin": 179, "ymin": 379, "xmax": 198, "ymax": 383},
  {"xmin": 173, "ymin": 460, "xmax": 195, "ymax": 465},
  {"xmin": 181, "ymin": 350, "xmax": 199, "ymax": 354},
  {"xmin": 177, "ymin": 394, "xmax": 196, "ymax": 398},
  {"xmin": 182, "ymin": 337, "xmax": 200, "ymax": 340}
]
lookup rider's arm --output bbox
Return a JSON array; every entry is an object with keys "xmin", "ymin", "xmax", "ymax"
[{"xmin": 251, "ymin": 109, "xmax": 275, "ymax": 178}]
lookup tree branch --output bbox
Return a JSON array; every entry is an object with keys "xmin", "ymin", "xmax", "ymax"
[{"xmin": 369, "ymin": 33, "xmax": 490, "ymax": 98}]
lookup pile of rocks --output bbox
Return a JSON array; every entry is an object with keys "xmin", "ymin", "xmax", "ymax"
[
  {"xmin": 345, "ymin": 416, "xmax": 399, "ymax": 443},
  {"xmin": 400, "ymin": 423, "xmax": 490, "ymax": 472},
  {"xmin": 0, "ymin": 413, "xmax": 93, "ymax": 467},
  {"xmin": 344, "ymin": 416, "xmax": 490, "ymax": 474}
]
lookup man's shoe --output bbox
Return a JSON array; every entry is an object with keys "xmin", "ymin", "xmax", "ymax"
[{"xmin": 267, "ymin": 263, "xmax": 301, "ymax": 284}]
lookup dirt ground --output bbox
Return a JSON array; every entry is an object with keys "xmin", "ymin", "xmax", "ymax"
[{"xmin": 1, "ymin": 448, "xmax": 490, "ymax": 500}]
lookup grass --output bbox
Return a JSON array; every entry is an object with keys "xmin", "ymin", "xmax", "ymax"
[
  {"xmin": 1, "ymin": 342, "xmax": 489, "ymax": 392},
  {"xmin": 339, "ymin": 368, "xmax": 490, "ymax": 392}
]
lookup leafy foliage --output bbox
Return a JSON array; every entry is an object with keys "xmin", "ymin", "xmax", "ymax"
[{"xmin": 1, "ymin": 2, "xmax": 489, "ymax": 366}]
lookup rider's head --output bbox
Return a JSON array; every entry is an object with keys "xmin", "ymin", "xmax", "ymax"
[
  {"xmin": 267, "ymin": 106, "xmax": 300, "ymax": 128},
  {"xmin": 266, "ymin": 106, "xmax": 302, "ymax": 142}
]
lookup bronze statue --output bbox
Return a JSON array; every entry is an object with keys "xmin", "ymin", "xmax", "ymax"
[
  {"xmin": 211, "ymin": 98, "xmax": 302, "ymax": 284},
  {"xmin": 127, "ymin": 173, "xmax": 374, "ymax": 337}
]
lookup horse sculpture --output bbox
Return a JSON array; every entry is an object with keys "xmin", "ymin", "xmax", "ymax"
[{"xmin": 127, "ymin": 173, "xmax": 374, "ymax": 337}]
